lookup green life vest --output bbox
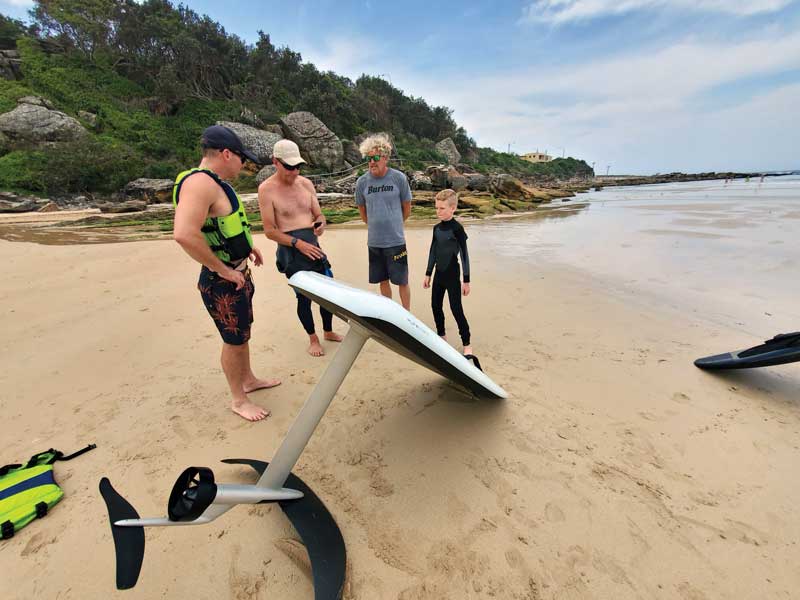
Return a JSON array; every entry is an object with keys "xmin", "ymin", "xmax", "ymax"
[
  {"xmin": 173, "ymin": 168, "xmax": 254, "ymax": 265},
  {"xmin": 0, "ymin": 444, "xmax": 95, "ymax": 540}
]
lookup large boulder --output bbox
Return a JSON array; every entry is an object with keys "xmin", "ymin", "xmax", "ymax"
[
  {"xmin": 426, "ymin": 165, "xmax": 449, "ymax": 189},
  {"xmin": 216, "ymin": 121, "xmax": 282, "ymax": 166},
  {"xmin": 342, "ymin": 139, "xmax": 362, "ymax": 166},
  {"xmin": 279, "ymin": 111, "xmax": 343, "ymax": 171},
  {"xmin": 124, "ymin": 178, "xmax": 174, "ymax": 204},
  {"xmin": 409, "ymin": 171, "xmax": 433, "ymax": 191},
  {"xmin": 447, "ymin": 167, "xmax": 468, "ymax": 192},
  {"xmin": 255, "ymin": 165, "xmax": 277, "ymax": 186},
  {"xmin": 0, "ymin": 50, "xmax": 22, "ymax": 81},
  {"xmin": 465, "ymin": 172, "xmax": 489, "ymax": 191},
  {"xmin": 435, "ymin": 138, "xmax": 461, "ymax": 165},
  {"xmin": 490, "ymin": 174, "xmax": 537, "ymax": 200},
  {"xmin": 0, "ymin": 98, "xmax": 88, "ymax": 143}
]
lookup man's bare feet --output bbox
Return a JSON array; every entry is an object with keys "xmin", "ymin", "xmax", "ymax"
[
  {"xmin": 323, "ymin": 331, "xmax": 343, "ymax": 343},
  {"xmin": 231, "ymin": 399, "xmax": 270, "ymax": 421},
  {"xmin": 308, "ymin": 335, "xmax": 324, "ymax": 357},
  {"xmin": 463, "ymin": 345, "xmax": 473, "ymax": 355},
  {"xmin": 243, "ymin": 377, "xmax": 281, "ymax": 393}
]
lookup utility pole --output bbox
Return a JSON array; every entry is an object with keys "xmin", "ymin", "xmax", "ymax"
[{"xmin": 606, "ymin": 165, "xmax": 611, "ymax": 176}]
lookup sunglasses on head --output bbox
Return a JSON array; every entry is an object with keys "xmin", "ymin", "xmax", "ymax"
[
  {"xmin": 366, "ymin": 154, "xmax": 383, "ymax": 162},
  {"xmin": 278, "ymin": 159, "xmax": 301, "ymax": 171}
]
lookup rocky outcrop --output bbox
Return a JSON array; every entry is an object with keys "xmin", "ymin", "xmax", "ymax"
[
  {"xmin": 124, "ymin": 178, "xmax": 174, "ymax": 204},
  {"xmin": 18, "ymin": 96, "xmax": 55, "ymax": 109},
  {"xmin": 239, "ymin": 107, "xmax": 264, "ymax": 128},
  {"xmin": 0, "ymin": 50, "xmax": 22, "ymax": 80},
  {"xmin": 78, "ymin": 110, "xmax": 98, "ymax": 128},
  {"xmin": 435, "ymin": 138, "xmax": 461, "ymax": 165},
  {"xmin": 464, "ymin": 172, "xmax": 489, "ymax": 191},
  {"xmin": 255, "ymin": 165, "xmax": 276, "ymax": 186},
  {"xmin": 38, "ymin": 201, "xmax": 60, "ymax": 212},
  {"xmin": 264, "ymin": 124, "xmax": 283, "ymax": 135},
  {"xmin": 342, "ymin": 139, "xmax": 362, "ymax": 166},
  {"xmin": 490, "ymin": 175, "xmax": 539, "ymax": 201},
  {"xmin": 409, "ymin": 171, "xmax": 433, "ymax": 190},
  {"xmin": 216, "ymin": 121, "xmax": 282, "ymax": 165},
  {"xmin": 279, "ymin": 111, "xmax": 343, "ymax": 171},
  {"xmin": 424, "ymin": 165, "xmax": 469, "ymax": 191},
  {"xmin": 97, "ymin": 200, "xmax": 148, "ymax": 213},
  {"xmin": 0, "ymin": 191, "xmax": 42, "ymax": 213},
  {"xmin": 447, "ymin": 167, "xmax": 468, "ymax": 192},
  {"xmin": 0, "ymin": 98, "xmax": 88, "ymax": 143}
]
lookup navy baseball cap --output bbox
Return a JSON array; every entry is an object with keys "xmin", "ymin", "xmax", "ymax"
[{"xmin": 201, "ymin": 125, "xmax": 259, "ymax": 163}]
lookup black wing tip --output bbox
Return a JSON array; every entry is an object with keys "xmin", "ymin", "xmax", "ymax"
[{"xmin": 99, "ymin": 477, "xmax": 145, "ymax": 590}]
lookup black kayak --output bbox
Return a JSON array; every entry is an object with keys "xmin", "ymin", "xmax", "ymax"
[{"xmin": 694, "ymin": 331, "xmax": 800, "ymax": 370}]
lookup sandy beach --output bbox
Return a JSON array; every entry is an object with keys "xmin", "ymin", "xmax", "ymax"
[{"xmin": 1, "ymin": 180, "xmax": 799, "ymax": 599}]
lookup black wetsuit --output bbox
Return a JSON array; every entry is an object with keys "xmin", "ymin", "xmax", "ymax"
[
  {"xmin": 425, "ymin": 219, "xmax": 471, "ymax": 346},
  {"xmin": 276, "ymin": 227, "xmax": 334, "ymax": 335}
]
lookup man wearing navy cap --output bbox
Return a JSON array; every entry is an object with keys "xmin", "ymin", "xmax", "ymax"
[{"xmin": 173, "ymin": 125, "xmax": 280, "ymax": 422}]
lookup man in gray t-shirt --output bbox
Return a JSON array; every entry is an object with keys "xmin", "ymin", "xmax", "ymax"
[{"xmin": 355, "ymin": 134, "xmax": 412, "ymax": 309}]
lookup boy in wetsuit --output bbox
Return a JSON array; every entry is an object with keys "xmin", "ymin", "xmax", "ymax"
[{"xmin": 423, "ymin": 189, "xmax": 472, "ymax": 355}]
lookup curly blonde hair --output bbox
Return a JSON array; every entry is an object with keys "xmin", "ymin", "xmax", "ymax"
[{"xmin": 358, "ymin": 133, "xmax": 393, "ymax": 158}]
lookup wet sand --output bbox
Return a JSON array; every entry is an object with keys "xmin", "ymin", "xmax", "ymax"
[{"xmin": 1, "ymin": 179, "xmax": 799, "ymax": 599}]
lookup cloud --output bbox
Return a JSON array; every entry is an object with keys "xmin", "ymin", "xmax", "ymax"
[
  {"xmin": 298, "ymin": 36, "xmax": 377, "ymax": 78},
  {"xmin": 521, "ymin": 0, "xmax": 795, "ymax": 24},
  {"xmin": 392, "ymin": 29, "xmax": 800, "ymax": 172}
]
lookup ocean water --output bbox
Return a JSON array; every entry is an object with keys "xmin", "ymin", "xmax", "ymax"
[{"xmin": 473, "ymin": 175, "xmax": 800, "ymax": 337}]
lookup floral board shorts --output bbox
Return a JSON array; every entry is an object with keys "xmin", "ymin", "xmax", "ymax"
[{"xmin": 197, "ymin": 266, "xmax": 254, "ymax": 345}]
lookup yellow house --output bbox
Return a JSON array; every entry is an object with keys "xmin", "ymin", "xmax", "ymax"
[{"xmin": 521, "ymin": 151, "xmax": 552, "ymax": 163}]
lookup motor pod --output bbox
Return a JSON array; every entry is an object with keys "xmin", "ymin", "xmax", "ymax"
[{"xmin": 167, "ymin": 467, "xmax": 217, "ymax": 522}]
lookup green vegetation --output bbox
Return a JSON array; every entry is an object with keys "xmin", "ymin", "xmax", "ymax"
[{"xmin": 0, "ymin": 1, "xmax": 592, "ymax": 197}]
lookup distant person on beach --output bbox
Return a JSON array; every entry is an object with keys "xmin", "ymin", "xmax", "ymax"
[
  {"xmin": 173, "ymin": 125, "xmax": 279, "ymax": 422},
  {"xmin": 259, "ymin": 139, "xmax": 343, "ymax": 357},
  {"xmin": 355, "ymin": 133, "xmax": 413, "ymax": 310},
  {"xmin": 423, "ymin": 189, "xmax": 472, "ymax": 355}
]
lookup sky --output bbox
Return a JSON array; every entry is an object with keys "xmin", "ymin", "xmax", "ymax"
[{"xmin": 2, "ymin": 0, "xmax": 799, "ymax": 174}]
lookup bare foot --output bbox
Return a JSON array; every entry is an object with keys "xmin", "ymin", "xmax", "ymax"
[
  {"xmin": 231, "ymin": 399, "xmax": 270, "ymax": 422},
  {"xmin": 243, "ymin": 377, "xmax": 281, "ymax": 393},
  {"xmin": 440, "ymin": 334, "xmax": 448, "ymax": 342},
  {"xmin": 323, "ymin": 331, "xmax": 343, "ymax": 342},
  {"xmin": 308, "ymin": 337, "xmax": 325, "ymax": 357},
  {"xmin": 463, "ymin": 345, "xmax": 473, "ymax": 355}
]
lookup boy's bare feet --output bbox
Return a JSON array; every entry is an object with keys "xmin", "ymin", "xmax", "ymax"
[
  {"xmin": 324, "ymin": 331, "xmax": 343, "ymax": 343},
  {"xmin": 231, "ymin": 399, "xmax": 270, "ymax": 421},
  {"xmin": 308, "ymin": 334, "xmax": 324, "ymax": 357},
  {"xmin": 243, "ymin": 377, "xmax": 281, "ymax": 393},
  {"xmin": 463, "ymin": 345, "xmax": 473, "ymax": 355}
]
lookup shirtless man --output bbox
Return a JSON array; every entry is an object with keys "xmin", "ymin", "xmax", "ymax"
[
  {"xmin": 173, "ymin": 125, "xmax": 280, "ymax": 421},
  {"xmin": 258, "ymin": 139, "xmax": 343, "ymax": 357}
]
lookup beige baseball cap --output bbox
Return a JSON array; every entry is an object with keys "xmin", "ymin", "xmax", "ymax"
[{"xmin": 272, "ymin": 139, "xmax": 307, "ymax": 166}]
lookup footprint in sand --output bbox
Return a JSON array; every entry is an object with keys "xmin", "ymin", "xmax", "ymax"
[
  {"xmin": 672, "ymin": 392, "xmax": 692, "ymax": 405},
  {"xmin": 677, "ymin": 581, "xmax": 708, "ymax": 600},
  {"xmin": 21, "ymin": 531, "xmax": 57, "ymax": 557},
  {"xmin": 545, "ymin": 502, "xmax": 566, "ymax": 522}
]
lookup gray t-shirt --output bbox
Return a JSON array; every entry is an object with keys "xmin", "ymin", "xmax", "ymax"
[{"xmin": 355, "ymin": 168, "xmax": 412, "ymax": 248}]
